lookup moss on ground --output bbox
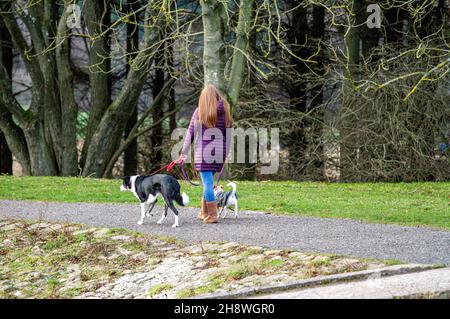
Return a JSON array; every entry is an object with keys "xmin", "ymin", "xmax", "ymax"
[{"xmin": 147, "ymin": 283, "xmax": 173, "ymax": 297}]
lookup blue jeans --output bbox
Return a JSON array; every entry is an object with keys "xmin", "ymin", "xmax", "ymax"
[{"xmin": 199, "ymin": 171, "xmax": 215, "ymax": 202}]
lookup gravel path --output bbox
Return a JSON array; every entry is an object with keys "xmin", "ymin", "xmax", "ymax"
[{"xmin": 0, "ymin": 200, "xmax": 449, "ymax": 264}]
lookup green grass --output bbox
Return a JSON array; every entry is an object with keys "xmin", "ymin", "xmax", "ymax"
[
  {"xmin": 226, "ymin": 263, "xmax": 255, "ymax": 281},
  {"xmin": 147, "ymin": 283, "xmax": 173, "ymax": 297},
  {"xmin": 175, "ymin": 275, "xmax": 226, "ymax": 298},
  {"xmin": 262, "ymin": 258, "xmax": 286, "ymax": 268},
  {"xmin": 0, "ymin": 176, "xmax": 448, "ymax": 229}
]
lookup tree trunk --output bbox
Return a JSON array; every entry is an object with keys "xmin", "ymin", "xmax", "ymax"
[
  {"xmin": 0, "ymin": 132, "xmax": 12, "ymax": 174},
  {"xmin": 81, "ymin": 0, "xmax": 112, "ymax": 170},
  {"xmin": 123, "ymin": 1, "xmax": 140, "ymax": 176},
  {"xmin": 167, "ymin": 30, "xmax": 177, "ymax": 133},
  {"xmin": 0, "ymin": 13, "xmax": 30, "ymax": 174},
  {"xmin": 102, "ymin": 78, "xmax": 179, "ymax": 178},
  {"xmin": 344, "ymin": 0, "xmax": 362, "ymax": 80},
  {"xmin": 23, "ymin": 119, "xmax": 58, "ymax": 176},
  {"xmin": 150, "ymin": 53, "xmax": 165, "ymax": 168},
  {"xmin": 0, "ymin": 13, "xmax": 12, "ymax": 174},
  {"xmin": 200, "ymin": 0, "xmax": 227, "ymax": 92},
  {"xmin": 233, "ymin": 25, "xmax": 258, "ymax": 181},
  {"xmin": 227, "ymin": 0, "xmax": 255, "ymax": 107},
  {"xmin": 287, "ymin": 2, "xmax": 309, "ymax": 176},
  {"xmin": 56, "ymin": 3, "xmax": 79, "ymax": 176},
  {"xmin": 20, "ymin": 2, "xmax": 63, "ymax": 174},
  {"xmin": 1, "ymin": 2, "xmax": 64, "ymax": 177},
  {"xmin": 0, "ymin": 104, "xmax": 30, "ymax": 175},
  {"xmin": 310, "ymin": 4, "xmax": 325, "ymax": 179},
  {"xmin": 168, "ymin": 82, "xmax": 177, "ymax": 133},
  {"xmin": 82, "ymin": 4, "xmax": 162, "ymax": 177},
  {"xmin": 338, "ymin": 0, "xmax": 363, "ymax": 182}
]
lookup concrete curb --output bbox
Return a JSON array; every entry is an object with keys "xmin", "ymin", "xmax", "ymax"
[{"xmin": 194, "ymin": 264, "xmax": 443, "ymax": 299}]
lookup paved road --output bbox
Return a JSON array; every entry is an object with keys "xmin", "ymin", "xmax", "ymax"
[
  {"xmin": 251, "ymin": 267, "xmax": 450, "ymax": 299},
  {"xmin": 0, "ymin": 200, "xmax": 449, "ymax": 264}
]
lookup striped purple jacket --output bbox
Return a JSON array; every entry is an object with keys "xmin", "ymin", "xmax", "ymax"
[{"xmin": 181, "ymin": 100, "xmax": 232, "ymax": 172}]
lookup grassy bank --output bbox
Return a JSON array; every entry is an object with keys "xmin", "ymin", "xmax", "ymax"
[
  {"xmin": 0, "ymin": 220, "xmax": 389, "ymax": 298},
  {"xmin": 0, "ymin": 176, "xmax": 448, "ymax": 229}
]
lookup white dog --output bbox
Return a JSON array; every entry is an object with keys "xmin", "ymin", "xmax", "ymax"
[{"xmin": 214, "ymin": 182, "xmax": 238, "ymax": 219}]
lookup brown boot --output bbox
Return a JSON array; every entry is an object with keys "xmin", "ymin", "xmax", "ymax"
[
  {"xmin": 197, "ymin": 198, "xmax": 208, "ymax": 220},
  {"xmin": 203, "ymin": 201, "xmax": 218, "ymax": 224}
]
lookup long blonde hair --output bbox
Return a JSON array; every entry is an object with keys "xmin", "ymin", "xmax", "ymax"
[{"xmin": 198, "ymin": 84, "xmax": 232, "ymax": 128}]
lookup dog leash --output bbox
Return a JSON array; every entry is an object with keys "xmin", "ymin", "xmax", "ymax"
[
  {"xmin": 215, "ymin": 164, "xmax": 225, "ymax": 188},
  {"xmin": 179, "ymin": 162, "xmax": 225, "ymax": 188},
  {"xmin": 147, "ymin": 160, "xmax": 225, "ymax": 188},
  {"xmin": 147, "ymin": 160, "xmax": 200, "ymax": 187},
  {"xmin": 178, "ymin": 162, "xmax": 200, "ymax": 186},
  {"xmin": 146, "ymin": 161, "xmax": 177, "ymax": 176}
]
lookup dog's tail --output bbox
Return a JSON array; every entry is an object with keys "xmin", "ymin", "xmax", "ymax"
[
  {"xmin": 174, "ymin": 192, "xmax": 190, "ymax": 206},
  {"xmin": 227, "ymin": 182, "xmax": 237, "ymax": 197}
]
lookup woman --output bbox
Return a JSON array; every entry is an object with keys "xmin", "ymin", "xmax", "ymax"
[{"xmin": 178, "ymin": 84, "xmax": 233, "ymax": 223}]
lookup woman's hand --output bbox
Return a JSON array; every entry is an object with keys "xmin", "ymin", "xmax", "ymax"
[{"xmin": 178, "ymin": 153, "xmax": 186, "ymax": 164}]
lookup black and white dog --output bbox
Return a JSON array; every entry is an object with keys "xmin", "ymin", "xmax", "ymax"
[
  {"xmin": 120, "ymin": 174, "xmax": 189, "ymax": 228},
  {"xmin": 214, "ymin": 182, "xmax": 238, "ymax": 219}
]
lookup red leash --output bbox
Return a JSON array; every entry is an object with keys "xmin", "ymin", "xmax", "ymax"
[
  {"xmin": 147, "ymin": 160, "xmax": 200, "ymax": 186},
  {"xmin": 146, "ymin": 161, "xmax": 177, "ymax": 176}
]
